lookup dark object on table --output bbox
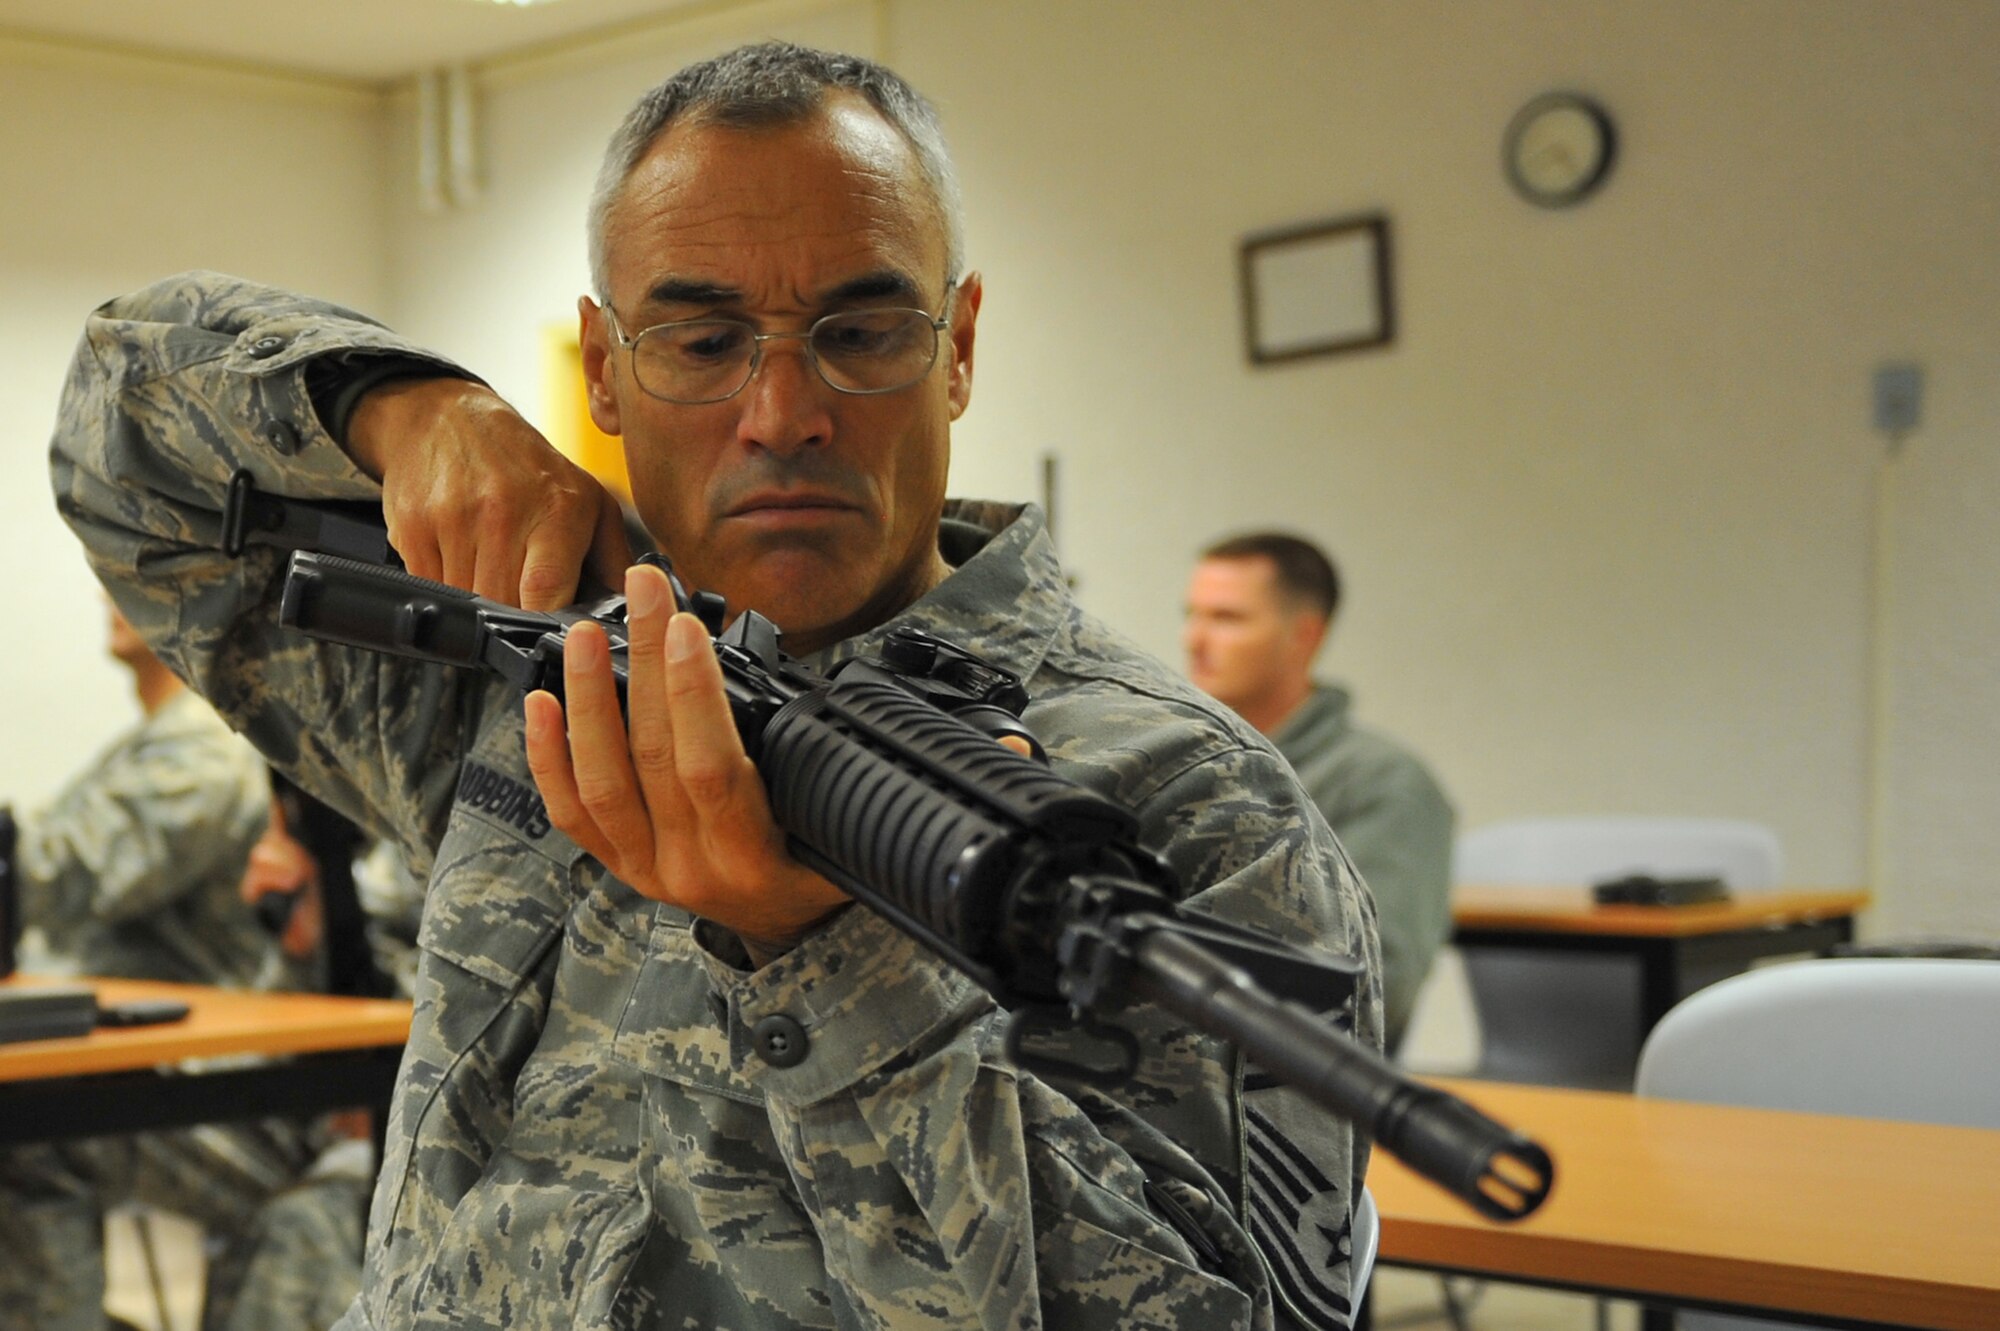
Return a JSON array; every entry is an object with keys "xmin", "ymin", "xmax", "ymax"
[
  {"xmin": 0, "ymin": 985, "xmax": 97, "ymax": 1044},
  {"xmin": 94, "ymin": 997, "xmax": 192, "ymax": 1028},
  {"xmin": 1591, "ymin": 875, "xmax": 1732, "ymax": 908}
]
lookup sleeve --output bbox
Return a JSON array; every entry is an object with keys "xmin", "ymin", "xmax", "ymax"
[
  {"xmin": 47, "ymin": 271, "xmax": 490, "ymax": 872},
  {"xmin": 1317, "ymin": 751, "xmax": 1454, "ymax": 1047},
  {"xmin": 689, "ymin": 723, "xmax": 1378, "ymax": 1330},
  {"xmin": 16, "ymin": 706, "xmax": 268, "ymax": 928}
]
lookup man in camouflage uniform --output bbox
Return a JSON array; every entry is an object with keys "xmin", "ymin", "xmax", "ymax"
[
  {"xmin": 0, "ymin": 605, "xmax": 335, "ymax": 1330},
  {"xmin": 51, "ymin": 41, "xmax": 1381, "ymax": 1331}
]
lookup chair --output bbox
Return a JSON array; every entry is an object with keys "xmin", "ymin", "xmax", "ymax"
[
  {"xmin": 1637, "ymin": 957, "xmax": 2000, "ymax": 1331},
  {"xmin": 1453, "ymin": 817, "xmax": 1781, "ymax": 1089},
  {"xmin": 105, "ymin": 1203, "xmax": 193, "ymax": 1331}
]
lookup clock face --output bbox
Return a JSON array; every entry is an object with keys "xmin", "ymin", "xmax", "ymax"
[{"xmin": 1505, "ymin": 93, "xmax": 1616, "ymax": 207}]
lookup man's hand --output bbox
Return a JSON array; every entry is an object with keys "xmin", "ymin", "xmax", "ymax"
[
  {"xmin": 240, "ymin": 798, "xmax": 325, "ymax": 961},
  {"xmin": 345, "ymin": 377, "xmax": 632, "ymax": 610},
  {"xmin": 522, "ymin": 562, "xmax": 849, "ymax": 966}
]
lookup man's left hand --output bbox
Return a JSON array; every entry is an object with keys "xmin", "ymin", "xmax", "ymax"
[{"xmin": 522, "ymin": 562, "xmax": 848, "ymax": 966}]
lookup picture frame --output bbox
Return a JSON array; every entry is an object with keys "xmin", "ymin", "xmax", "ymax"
[{"xmin": 1238, "ymin": 212, "xmax": 1394, "ymax": 365}]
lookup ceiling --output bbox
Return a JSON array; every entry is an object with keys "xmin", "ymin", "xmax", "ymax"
[{"xmin": 0, "ymin": 0, "xmax": 711, "ymax": 83}]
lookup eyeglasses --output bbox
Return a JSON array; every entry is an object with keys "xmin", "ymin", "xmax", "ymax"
[{"xmin": 602, "ymin": 291, "xmax": 955, "ymax": 405}]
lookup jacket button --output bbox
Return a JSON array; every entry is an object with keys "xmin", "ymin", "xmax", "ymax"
[
  {"xmin": 248, "ymin": 334, "xmax": 287, "ymax": 358},
  {"xmin": 260, "ymin": 420, "xmax": 302, "ymax": 455},
  {"xmin": 751, "ymin": 1014, "xmax": 809, "ymax": 1068}
]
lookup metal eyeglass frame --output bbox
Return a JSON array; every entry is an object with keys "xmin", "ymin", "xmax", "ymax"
[{"xmin": 600, "ymin": 286, "xmax": 958, "ymax": 405}]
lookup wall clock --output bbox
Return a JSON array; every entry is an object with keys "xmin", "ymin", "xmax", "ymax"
[{"xmin": 1503, "ymin": 92, "xmax": 1617, "ymax": 208}]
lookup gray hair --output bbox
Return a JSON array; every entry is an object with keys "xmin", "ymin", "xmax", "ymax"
[{"xmin": 586, "ymin": 41, "xmax": 965, "ymax": 302}]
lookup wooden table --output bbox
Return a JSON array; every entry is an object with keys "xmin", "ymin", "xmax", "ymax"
[
  {"xmin": 1453, "ymin": 887, "xmax": 1870, "ymax": 1035},
  {"xmin": 0, "ymin": 975, "xmax": 412, "ymax": 1145},
  {"xmin": 1371, "ymin": 1078, "xmax": 2000, "ymax": 1331}
]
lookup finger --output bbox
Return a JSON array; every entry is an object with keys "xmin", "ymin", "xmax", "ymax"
[
  {"xmin": 471, "ymin": 508, "xmax": 528, "ymax": 606},
  {"xmin": 664, "ymin": 612, "xmax": 757, "ymax": 816},
  {"xmin": 439, "ymin": 522, "xmax": 479, "ymax": 595},
  {"xmin": 283, "ymin": 883, "xmax": 325, "ymax": 959},
  {"xmin": 395, "ymin": 523, "xmax": 445, "ymax": 586},
  {"xmin": 518, "ymin": 497, "xmax": 600, "ymax": 612},
  {"xmin": 586, "ymin": 491, "xmax": 638, "ymax": 595},
  {"xmin": 560, "ymin": 622, "xmax": 657, "ymax": 864},
  {"xmin": 997, "ymin": 735, "xmax": 1034, "ymax": 758},
  {"xmin": 522, "ymin": 690, "xmax": 620, "ymax": 869},
  {"xmin": 623, "ymin": 565, "xmax": 692, "ymax": 829}
]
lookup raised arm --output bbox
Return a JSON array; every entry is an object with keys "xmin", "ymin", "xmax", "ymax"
[{"xmin": 49, "ymin": 270, "xmax": 628, "ymax": 864}]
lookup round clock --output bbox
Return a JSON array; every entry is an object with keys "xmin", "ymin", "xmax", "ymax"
[{"xmin": 1503, "ymin": 92, "xmax": 1617, "ymax": 208}]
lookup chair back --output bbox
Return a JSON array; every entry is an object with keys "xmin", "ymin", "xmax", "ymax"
[
  {"xmin": 1637, "ymin": 957, "xmax": 2000, "ymax": 1331},
  {"xmin": 1637, "ymin": 957, "xmax": 2000, "ymax": 1126},
  {"xmin": 1455, "ymin": 816, "xmax": 1782, "ymax": 888},
  {"xmin": 1452, "ymin": 816, "xmax": 1783, "ymax": 1088}
]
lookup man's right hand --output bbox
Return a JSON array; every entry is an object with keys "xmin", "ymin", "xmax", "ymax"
[{"xmin": 345, "ymin": 377, "xmax": 633, "ymax": 610}]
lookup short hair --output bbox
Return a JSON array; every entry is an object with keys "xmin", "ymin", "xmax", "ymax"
[
  {"xmin": 586, "ymin": 41, "xmax": 966, "ymax": 302},
  {"xmin": 1200, "ymin": 531, "xmax": 1342, "ymax": 621}
]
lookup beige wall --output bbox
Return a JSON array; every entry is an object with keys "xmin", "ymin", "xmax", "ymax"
[
  {"xmin": 5, "ymin": 1, "xmax": 1996, "ymax": 939},
  {"xmin": 0, "ymin": 37, "xmax": 389, "ymax": 807},
  {"xmin": 893, "ymin": 0, "xmax": 1997, "ymax": 931}
]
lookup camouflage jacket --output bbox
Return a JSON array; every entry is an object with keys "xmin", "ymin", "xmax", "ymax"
[
  {"xmin": 17, "ymin": 686, "xmax": 280, "ymax": 987},
  {"xmin": 51, "ymin": 272, "xmax": 1382, "ymax": 1331}
]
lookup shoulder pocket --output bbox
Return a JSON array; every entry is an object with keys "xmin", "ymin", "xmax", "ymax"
[{"xmin": 419, "ymin": 753, "xmax": 585, "ymax": 988}]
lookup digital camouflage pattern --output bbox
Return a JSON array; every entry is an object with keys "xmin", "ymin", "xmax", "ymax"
[
  {"xmin": 16, "ymin": 688, "xmax": 277, "ymax": 987},
  {"xmin": 1, "ymin": 676, "xmax": 343, "ymax": 1330},
  {"xmin": 202, "ymin": 1138, "xmax": 376, "ymax": 1331},
  {"xmin": 51, "ymin": 271, "xmax": 1383, "ymax": 1331},
  {"xmin": 0, "ymin": 1122, "xmax": 322, "ymax": 1331}
]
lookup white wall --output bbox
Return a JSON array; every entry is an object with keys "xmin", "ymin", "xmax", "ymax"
[
  {"xmin": 5, "ymin": 1, "xmax": 1996, "ymax": 939},
  {"xmin": 0, "ymin": 37, "xmax": 389, "ymax": 809}
]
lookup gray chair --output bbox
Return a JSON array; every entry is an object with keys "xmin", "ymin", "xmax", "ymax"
[
  {"xmin": 1637, "ymin": 957, "xmax": 2000, "ymax": 1331},
  {"xmin": 1453, "ymin": 817, "xmax": 1782, "ymax": 1089}
]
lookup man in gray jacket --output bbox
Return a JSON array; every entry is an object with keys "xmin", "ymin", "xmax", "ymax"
[
  {"xmin": 1187, "ymin": 532, "xmax": 1453, "ymax": 1051},
  {"xmin": 52, "ymin": 41, "xmax": 1379, "ymax": 1331}
]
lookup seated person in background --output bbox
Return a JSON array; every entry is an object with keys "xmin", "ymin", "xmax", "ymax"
[
  {"xmin": 14, "ymin": 603, "xmax": 284, "ymax": 987},
  {"xmin": 50, "ymin": 40, "xmax": 1378, "ymax": 1331},
  {"xmin": 1186, "ymin": 532, "xmax": 1454, "ymax": 1051},
  {"xmin": 0, "ymin": 603, "xmax": 353, "ymax": 1331},
  {"xmin": 210, "ymin": 793, "xmax": 424, "ymax": 1331}
]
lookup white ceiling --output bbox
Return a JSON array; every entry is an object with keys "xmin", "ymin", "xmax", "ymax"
[{"xmin": 0, "ymin": 0, "xmax": 709, "ymax": 83}]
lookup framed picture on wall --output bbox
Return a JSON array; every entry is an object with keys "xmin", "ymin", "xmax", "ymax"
[{"xmin": 1238, "ymin": 213, "xmax": 1394, "ymax": 365}]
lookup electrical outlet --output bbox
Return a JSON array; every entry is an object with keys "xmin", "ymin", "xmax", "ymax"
[{"xmin": 1873, "ymin": 363, "xmax": 1923, "ymax": 437}]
